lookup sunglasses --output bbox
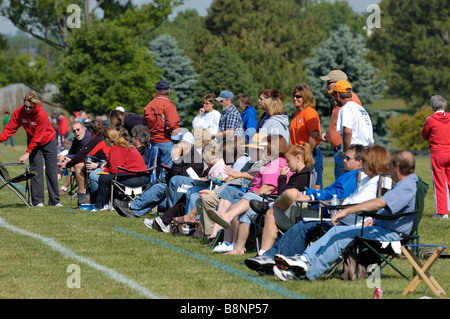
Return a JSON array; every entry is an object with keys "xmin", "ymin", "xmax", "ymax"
[
  {"xmin": 24, "ymin": 104, "xmax": 35, "ymax": 110},
  {"xmin": 72, "ymin": 128, "xmax": 83, "ymax": 133},
  {"xmin": 293, "ymin": 95, "xmax": 303, "ymax": 99},
  {"xmin": 344, "ymin": 156, "xmax": 355, "ymax": 161}
]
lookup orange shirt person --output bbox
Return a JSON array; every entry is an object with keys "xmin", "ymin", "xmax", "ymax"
[{"xmin": 289, "ymin": 84, "xmax": 323, "ymax": 188}]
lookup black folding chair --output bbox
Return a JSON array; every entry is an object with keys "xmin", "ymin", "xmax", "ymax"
[
  {"xmin": 354, "ymin": 177, "xmax": 428, "ymax": 280},
  {"xmin": 0, "ymin": 162, "xmax": 36, "ymax": 207}
]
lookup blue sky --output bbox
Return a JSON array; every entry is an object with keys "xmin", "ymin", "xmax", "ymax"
[{"xmin": 0, "ymin": 0, "xmax": 380, "ymax": 35}]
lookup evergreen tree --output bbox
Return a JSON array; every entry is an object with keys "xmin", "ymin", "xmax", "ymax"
[
  {"xmin": 55, "ymin": 20, "xmax": 162, "ymax": 115},
  {"xmin": 305, "ymin": 25, "xmax": 387, "ymax": 115},
  {"xmin": 149, "ymin": 34, "xmax": 198, "ymax": 123},
  {"xmin": 368, "ymin": 0, "xmax": 450, "ymax": 108}
]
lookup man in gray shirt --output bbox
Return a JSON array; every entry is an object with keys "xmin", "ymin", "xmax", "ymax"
[{"xmin": 272, "ymin": 150, "xmax": 419, "ymax": 281}]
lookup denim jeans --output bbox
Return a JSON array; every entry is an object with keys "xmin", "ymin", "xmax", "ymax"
[
  {"xmin": 303, "ymin": 225, "xmax": 403, "ymax": 280},
  {"xmin": 313, "ymin": 147, "xmax": 323, "ymax": 189},
  {"xmin": 151, "ymin": 141, "xmax": 174, "ymax": 178},
  {"xmin": 168, "ymin": 175, "xmax": 194, "ymax": 206},
  {"xmin": 131, "ymin": 182, "xmax": 166, "ymax": 217},
  {"xmin": 218, "ymin": 185, "xmax": 244, "ymax": 205},
  {"xmin": 333, "ymin": 150, "xmax": 345, "ymax": 179},
  {"xmin": 89, "ymin": 168, "xmax": 102, "ymax": 193},
  {"xmin": 264, "ymin": 221, "xmax": 333, "ymax": 259},
  {"xmin": 186, "ymin": 185, "xmax": 209, "ymax": 215},
  {"xmin": 237, "ymin": 192, "xmax": 264, "ymax": 226}
]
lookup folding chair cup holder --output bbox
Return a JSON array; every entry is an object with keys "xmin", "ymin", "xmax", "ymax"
[{"xmin": 0, "ymin": 162, "xmax": 36, "ymax": 207}]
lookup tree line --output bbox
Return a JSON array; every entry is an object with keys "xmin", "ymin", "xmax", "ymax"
[{"xmin": 0, "ymin": 0, "xmax": 448, "ymax": 150}]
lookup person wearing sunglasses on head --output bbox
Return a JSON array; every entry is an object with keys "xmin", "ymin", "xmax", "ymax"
[{"xmin": 0, "ymin": 91, "xmax": 62, "ymax": 207}]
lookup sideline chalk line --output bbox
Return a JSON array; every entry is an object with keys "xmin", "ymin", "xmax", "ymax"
[{"xmin": 0, "ymin": 217, "xmax": 162, "ymax": 299}]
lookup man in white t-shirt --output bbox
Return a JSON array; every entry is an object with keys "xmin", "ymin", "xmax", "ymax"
[{"xmin": 333, "ymin": 80, "xmax": 374, "ymax": 155}]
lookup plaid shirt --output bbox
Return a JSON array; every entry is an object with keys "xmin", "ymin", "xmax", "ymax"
[{"xmin": 218, "ymin": 105, "xmax": 243, "ymax": 134}]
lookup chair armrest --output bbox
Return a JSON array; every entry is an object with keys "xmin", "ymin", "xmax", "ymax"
[
  {"xmin": 262, "ymin": 194, "xmax": 279, "ymax": 202},
  {"xmin": 359, "ymin": 210, "xmax": 416, "ymax": 220},
  {"xmin": 116, "ymin": 166, "xmax": 155, "ymax": 176}
]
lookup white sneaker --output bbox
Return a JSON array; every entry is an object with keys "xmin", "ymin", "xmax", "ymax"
[
  {"xmin": 154, "ymin": 217, "xmax": 171, "ymax": 233},
  {"xmin": 55, "ymin": 203, "xmax": 63, "ymax": 207},
  {"xmin": 34, "ymin": 203, "xmax": 44, "ymax": 207},
  {"xmin": 432, "ymin": 213, "xmax": 448, "ymax": 219},
  {"xmin": 143, "ymin": 218, "xmax": 155, "ymax": 230},
  {"xmin": 273, "ymin": 266, "xmax": 296, "ymax": 281},
  {"xmin": 212, "ymin": 242, "xmax": 235, "ymax": 253},
  {"xmin": 100, "ymin": 204, "xmax": 115, "ymax": 211},
  {"xmin": 274, "ymin": 254, "xmax": 309, "ymax": 279}
]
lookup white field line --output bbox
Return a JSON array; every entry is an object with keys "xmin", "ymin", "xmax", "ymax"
[{"xmin": 0, "ymin": 217, "xmax": 162, "ymax": 299}]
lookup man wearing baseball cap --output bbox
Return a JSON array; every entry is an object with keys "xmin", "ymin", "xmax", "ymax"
[
  {"xmin": 143, "ymin": 80, "xmax": 181, "ymax": 175},
  {"xmin": 320, "ymin": 70, "xmax": 362, "ymax": 179},
  {"xmin": 212, "ymin": 90, "xmax": 243, "ymax": 140},
  {"xmin": 331, "ymin": 80, "xmax": 374, "ymax": 155}
]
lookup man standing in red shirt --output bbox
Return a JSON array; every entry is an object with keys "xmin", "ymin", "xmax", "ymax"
[
  {"xmin": 0, "ymin": 91, "xmax": 61, "ymax": 207},
  {"xmin": 143, "ymin": 81, "xmax": 181, "ymax": 176},
  {"xmin": 422, "ymin": 95, "xmax": 450, "ymax": 219}
]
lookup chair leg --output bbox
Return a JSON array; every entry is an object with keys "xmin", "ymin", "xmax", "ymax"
[{"xmin": 401, "ymin": 246, "xmax": 447, "ymax": 296}]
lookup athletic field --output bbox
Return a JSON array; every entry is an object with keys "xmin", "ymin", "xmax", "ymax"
[{"xmin": 1, "ymin": 144, "xmax": 448, "ymax": 301}]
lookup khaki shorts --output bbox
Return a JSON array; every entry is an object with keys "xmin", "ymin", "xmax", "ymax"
[{"xmin": 273, "ymin": 202, "xmax": 320, "ymax": 231}]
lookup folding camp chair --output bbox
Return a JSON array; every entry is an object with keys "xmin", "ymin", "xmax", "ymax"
[
  {"xmin": 108, "ymin": 146, "xmax": 159, "ymax": 211},
  {"xmin": 401, "ymin": 244, "xmax": 447, "ymax": 296},
  {"xmin": 0, "ymin": 162, "xmax": 36, "ymax": 207},
  {"xmin": 353, "ymin": 177, "xmax": 428, "ymax": 280}
]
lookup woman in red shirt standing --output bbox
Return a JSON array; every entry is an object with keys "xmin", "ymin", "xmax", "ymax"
[
  {"xmin": 289, "ymin": 84, "xmax": 323, "ymax": 188},
  {"xmin": 422, "ymin": 95, "xmax": 450, "ymax": 219},
  {"xmin": 93, "ymin": 127, "xmax": 150, "ymax": 211},
  {"xmin": 0, "ymin": 91, "xmax": 61, "ymax": 207}
]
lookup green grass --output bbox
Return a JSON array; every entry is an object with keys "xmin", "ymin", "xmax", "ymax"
[{"xmin": 0, "ymin": 144, "xmax": 448, "ymax": 300}]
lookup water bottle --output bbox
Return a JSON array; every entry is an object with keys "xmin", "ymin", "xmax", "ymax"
[
  {"xmin": 216, "ymin": 172, "xmax": 223, "ymax": 185},
  {"xmin": 61, "ymin": 160, "xmax": 68, "ymax": 176},
  {"xmin": 240, "ymin": 180, "xmax": 249, "ymax": 193},
  {"xmin": 330, "ymin": 194, "xmax": 339, "ymax": 218},
  {"xmin": 313, "ymin": 185, "xmax": 321, "ymax": 209}
]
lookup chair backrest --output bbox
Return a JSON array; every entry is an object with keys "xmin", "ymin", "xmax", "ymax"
[
  {"xmin": 308, "ymin": 165, "xmax": 317, "ymax": 189},
  {"xmin": 0, "ymin": 164, "xmax": 10, "ymax": 180},
  {"xmin": 377, "ymin": 174, "xmax": 395, "ymax": 197},
  {"xmin": 410, "ymin": 177, "xmax": 428, "ymax": 237},
  {"xmin": 148, "ymin": 145, "xmax": 159, "ymax": 182}
]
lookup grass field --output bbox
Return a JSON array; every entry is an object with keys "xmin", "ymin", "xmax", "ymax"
[{"xmin": 0, "ymin": 143, "xmax": 448, "ymax": 301}]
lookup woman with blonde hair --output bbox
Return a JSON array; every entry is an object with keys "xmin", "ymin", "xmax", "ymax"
[
  {"xmin": 0, "ymin": 91, "xmax": 61, "ymax": 207},
  {"xmin": 92, "ymin": 127, "xmax": 150, "ymax": 211},
  {"xmin": 260, "ymin": 97, "xmax": 290, "ymax": 143}
]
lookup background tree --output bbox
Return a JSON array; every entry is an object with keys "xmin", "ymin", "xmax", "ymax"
[
  {"xmin": 305, "ymin": 25, "xmax": 387, "ymax": 114},
  {"xmin": 368, "ymin": 0, "xmax": 450, "ymax": 108},
  {"xmin": 0, "ymin": 0, "xmax": 183, "ymax": 49},
  {"xmin": 55, "ymin": 20, "xmax": 162, "ymax": 115},
  {"xmin": 0, "ymin": 34, "xmax": 49, "ymax": 90},
  {"xmin": 149, "ymin": 34, "xmax": 198, "ymax": 125},
  {"xmin": 191, "ymin": 46, "xmax": 257, "ymax": 127},
  {"xmin": 387, "ymin": 108, "xmax": 433, "ymax": 151},
  {"xmin": 198, "ymin": 0, "xmax": 330, "ymax": 96}
]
